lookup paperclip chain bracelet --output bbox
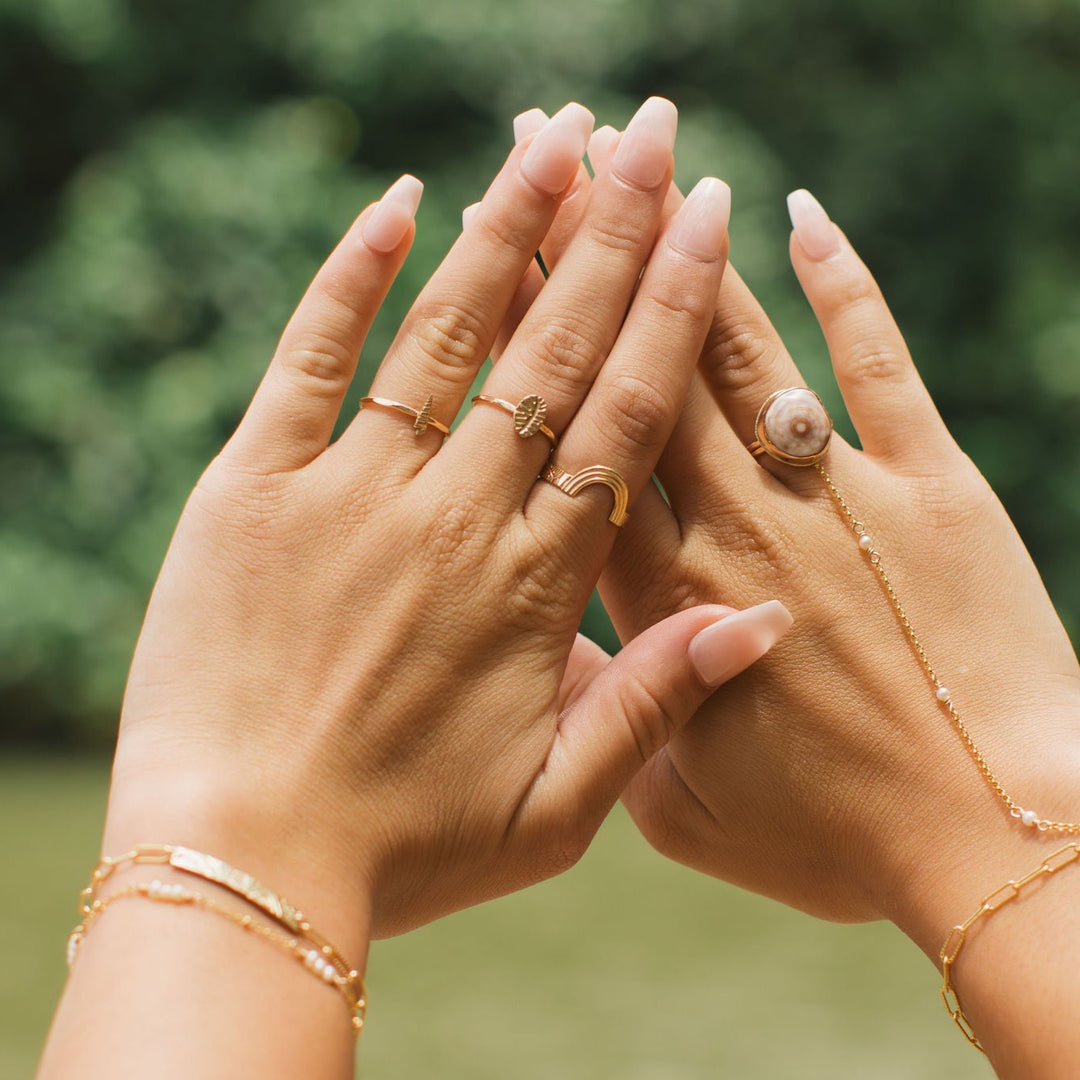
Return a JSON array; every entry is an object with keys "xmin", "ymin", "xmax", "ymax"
[
  {"xmin": 72, "ymin": 844, "xmax": 367, "ymax": 1033},
  {"xmin": 939, "ymin": 842, "xmax": 1080, "ymax": 1052}
]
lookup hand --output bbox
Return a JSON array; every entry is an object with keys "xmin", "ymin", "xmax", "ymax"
[
  {"xmin": 101, "ymin": 98, "xmax": 788, "ymax": 959},
  {"xmin": 505, "ymin": 118, "xmax": 1080, "ymax": 945}
]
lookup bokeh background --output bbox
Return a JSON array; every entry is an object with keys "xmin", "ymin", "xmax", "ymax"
[{"xmin": 3, "ymin": 0, "xmax": 1078, "ymax": 1074}]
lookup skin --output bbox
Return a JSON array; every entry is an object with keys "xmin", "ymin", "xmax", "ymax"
[
  {"xmin": 37, "ymin": 99, "xmax": 791, "ymax": 1080},
  {"xmin": 504, "ymin": 120, "xmax": 1080, "ymax": 1077}
]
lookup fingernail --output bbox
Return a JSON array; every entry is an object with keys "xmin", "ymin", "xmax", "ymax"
[
  {"xmin": 520, "ymin": 102, "xmax": 594, "ymax": 195},
  {"xmin": 513, "ymin": 107, "xmax": 548, "ymax": 144},
  {"xmin": 787, "ymin": 188, "xmax": 840, "ymax": 261},
  {"xmin": 587, "ymin": 125, "xmax": 620, "ymax": 173},
  {"xmin": 666, "ymin": 177, "xmax": 731, "ymax": 261},
  {"xmin": 688, "ymin": 601, "xmax": 793, "ymax": 687},
  {"xmin": 611, "ymin": 96, "xmax": 678, "ymax": 190},
  {"xmin": 462, "ymin": 202, "xmax": 481, "ymax": 228},
  {"xmin": 363, "ymin": 174, "xmax": 424, "ymax": 254}
]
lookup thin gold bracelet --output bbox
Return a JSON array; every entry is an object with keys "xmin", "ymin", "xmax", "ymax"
[
  {"xmin": 940, "ymin": 842, "xmax": 1080, "ymax": 1051},
  {"xmin": 68, "ymin": 879, "xmax": 366, "ymax": 1031},
  {"xmin": 76, "ymin": 845, "xmax": 367, "ymax": 1033}
]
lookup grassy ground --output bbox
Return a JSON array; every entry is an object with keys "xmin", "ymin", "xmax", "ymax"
[{"xmin": 1, "ymin": 756, "xmax": 991, "ymax": 1079}]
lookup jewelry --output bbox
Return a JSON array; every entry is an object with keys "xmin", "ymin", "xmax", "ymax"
[
  {"xmin": 746, "ymin": 387, "xmax": 832, "ymax": 465},
  {"xmin": 68, "ymin": 878, "xmax": 367, "ymax": 1033},
  {"xmin": 752, "ymin": 386, "xmax": 1080, "ymax": 836},
  {"xmin": 358, "ymin": 395, "xmax": 450, "ymax": 437},
  {"xmin": 939, "ymin": 842, "xmax": 1080, "ymax": 1051},
  {"xmin": 77, "ymin": 845, "xmax": 366, "ymax": 1032},
  {"xmin": 540, "ymin": 462, "xmax": 629, "ymax": 526},
  {"xmin": 471, "ymin": 394, "xmax": 557, "ymax": 444}
]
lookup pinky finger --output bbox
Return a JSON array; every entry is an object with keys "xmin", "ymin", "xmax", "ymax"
[
  {"xmin": 787, "ymin": 189, "xmax": 955, "ymax": 465},
  {"xmin": 226, "ymin": 175, "xmax": 422, "ymax": 473}
]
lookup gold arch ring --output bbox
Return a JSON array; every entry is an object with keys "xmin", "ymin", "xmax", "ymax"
[{"xmin": 540, "ymin": 462, "xmax": 630, "ymax": 527}]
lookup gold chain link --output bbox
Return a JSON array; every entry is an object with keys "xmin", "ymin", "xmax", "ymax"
[
  {"xmin": 815, "ymin": 463, "xmax": 1080, "ymax": 837},
  {"xmin": 938, "ymin": 842, "xmax": 1080, "ymax": 1050}
]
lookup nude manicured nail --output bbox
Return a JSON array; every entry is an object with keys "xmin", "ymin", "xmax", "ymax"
[
  {"xmin": 513, "ymin": 107, "xmax": 548, "ymax": 144},
  {"xmin": 787, "ymin": 188, "xmax": 840, "ymax": 261},
  {"xmin": 520, "ymin": 102, "xmax": 594, "ymax": 195},
  {"xmin": 587, "ymin": 125, "xmax": 620, "ymax": 173},
  {"xmin": 666, "ymin": 177, "xmax": 731, "ymax": 261},
  {"xmin": 688, "ymin": 601, "xmax": 794, "ymax": 687},
  {"xmin": 363, "ymin": 174, "xmax": 424, "ymax": 254},
  {"xmin": 462, "ymin": 202, "xmax": 481, "ymax": 228},
  {"xmin": 611, "ymin": 97, "xmax": 678, "ymax": 190}
]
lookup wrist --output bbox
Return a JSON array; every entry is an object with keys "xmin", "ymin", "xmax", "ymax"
[
  {"xmin": 880, "ymin": 715, "xmax": 1080, "ymax": 962},
  {"xmin": 102, "ymin": 748, "xmax": 376, "ymax": 967}
]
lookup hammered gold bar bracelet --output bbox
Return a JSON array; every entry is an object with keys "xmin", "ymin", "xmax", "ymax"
[{"xmin": 72, "ymin": 844, "xmax": 367, "ymax": 1033}]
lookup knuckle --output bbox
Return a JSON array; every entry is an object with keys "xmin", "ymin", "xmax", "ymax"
[
  {"xmin": 476, "ymin": 206, "xmax": 541, "ymax": 258},
  {"xmin": 530, "ymin": 317, "xmax": 599, "ymax": 385},
  {"xmin": 914, "ymin": 465, "xmax": 997, "ymax": 535},
  {"xmin": 502, "ymin": 538, "xmax": 579, "ymax": 629},
  {"xmin": 643, "ymin": 279, "xmax": 713, "ymax": 327},
  {"xmin": 840, "ymin": 338, "xmax": 909, "ymax": 383},
  {"xmin": 407, "ymin": 301, "xmax": 488, "ymax": 373},
  {"xmin": 585, "ymin": 213, "xmax": 648, "ymax": 258},
  {"xmin": 600, "ymin": 371, "xmax": 674, "ymax": 452},
  {"xmin": 701, "ymin": 316, "xmax": 786, "ymax": 392},
  {"xmin": 417, "ymin": 491, "xmax": 498, "ymax": 568},
  {"xmin": 616, "ymin": 671, "xmax": 681, "ymax": 765},
  {"xmin": 278, "ymin": 333, "xmax": 356, "ymax": 391},
  {"xmin": 820, "ymin": 267, "xmax": 883, "ymax": 319}
]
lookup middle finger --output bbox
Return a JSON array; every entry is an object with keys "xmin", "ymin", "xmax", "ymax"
[{"xmin": 444, "ymin": 97, "xmax": 679, "ymax": 499}]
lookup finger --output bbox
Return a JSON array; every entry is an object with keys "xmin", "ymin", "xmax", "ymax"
[
  {"xmin": 441, "ymin": 97, "xmax": 679, "ymax": 494},
  {"xmin": 587, "ymin": 125, "xmax": 619, "ymax": 176},
  {"xmin": 520, "ymin": 602, "xmax": 793, "ymax": 837},
  {"xmin": 225, "ymin": 175, "xmax": 422, "ymax": 472},
  {"xmin": 489, "ymin": 114, "xmax": 612, "ymax": 362},
  {"xmin": 335, "ymin": 103, "xmax": 593, "ymax": 464},
  {"xmin": 526, "ymin": 176, "xmax": 731, "ymax": 540},
  {"xmin": 787, "ymin": 189, "xmax": 956, "ymax": 464}
]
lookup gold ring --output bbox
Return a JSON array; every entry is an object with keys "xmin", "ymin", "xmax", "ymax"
[
  {"xmin": 471, "ymin": 394, "xmax": 557, "ymax": 445},
  {"xmin": 540, "ymin": 462, "xmax": 630, "ymax": 526},
  {"xmin": 358, "ymin": 395, "xmax": 451, "ymax": 437},
  {"xmin": 746, "ymin": 387, "xmax": 833, "ymax": 466}
]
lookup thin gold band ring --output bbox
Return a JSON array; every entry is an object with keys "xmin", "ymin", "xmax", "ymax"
[{"xmin": 358, "ymin": 395, "xmax": 451, "ymax": 437}]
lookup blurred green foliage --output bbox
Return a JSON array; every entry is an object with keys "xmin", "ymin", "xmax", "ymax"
[{"xmin": 1, "ymin": 0, "xmax": 1079, "ymax": 744}]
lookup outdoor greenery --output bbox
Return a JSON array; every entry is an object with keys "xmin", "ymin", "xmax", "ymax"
[{"xmin": 2, "ymin": 0, "xmax": 1079, "ymax": 745}]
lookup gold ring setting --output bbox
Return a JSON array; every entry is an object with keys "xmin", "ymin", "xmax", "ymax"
[
  {"xmin": 358, "ymin": 395, "xmax": 451, "ymax": 437},
  {"xmin": 746, "ymin": 387, "xmax": 833, "ymax": 466},
  {"xmin": 471, "ymin": 394, "xmax": 557, "ymax": 445},
  {"xmin": 541, "ymin": 462, "xmax": 630, "ymax": 526}
]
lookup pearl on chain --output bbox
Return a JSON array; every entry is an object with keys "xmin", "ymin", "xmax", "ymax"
[
  {"xmin": 935, "ymin": 686, "xmax": 951, "ymax": 703},
  {"xmin": 858, "ymin": 534, "xmax": 873, "ymax": 551},
  {"xmin": 1021, "ymin": 809, "xmax": 1039, "ymax": 827}
]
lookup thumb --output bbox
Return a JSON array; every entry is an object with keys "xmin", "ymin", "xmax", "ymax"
[{"xmin": 531, "ymin": 601, "xmax": 794, "ymax": 831}]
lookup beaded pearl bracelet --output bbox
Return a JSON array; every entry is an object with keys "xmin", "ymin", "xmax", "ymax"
[{"xmin": 70, "ymin": 844, "xmax": 367, "ymax": 1033}]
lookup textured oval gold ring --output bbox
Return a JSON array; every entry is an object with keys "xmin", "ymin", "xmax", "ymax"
[
  {"xmin": 358, "ymin": 395, "xmax": 451, "ymax": 437},
  {"xmin": 540, "ymin": 462, "xmax": 630, "ymax": 526},
  {"xmin": 746, "ymin": 387, "xmax": 833, "ymax": 466},
  {"xmin": 471, "ymin": 394, "xmax": 557, "ymax": 445}
]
